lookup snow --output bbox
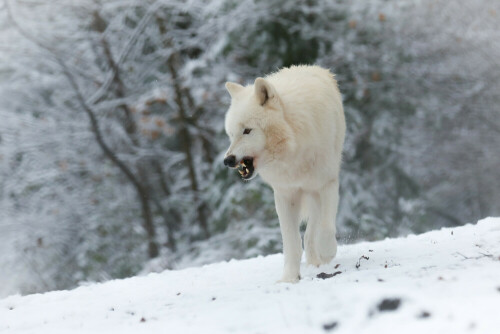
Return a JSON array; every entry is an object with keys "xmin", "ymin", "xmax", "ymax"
[{"xmin": 1, "ymin": 217, "xmax": 499, "ymax": 334}]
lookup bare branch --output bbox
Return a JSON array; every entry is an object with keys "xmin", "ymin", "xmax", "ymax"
[{"xmin": 6, "ymin": 0, "xmax": 159, "ymax": 258}]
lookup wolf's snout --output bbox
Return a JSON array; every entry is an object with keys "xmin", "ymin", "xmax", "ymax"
[{"xmin": 224, "ymin": 155, "xmax": 237, "ymax": 168}]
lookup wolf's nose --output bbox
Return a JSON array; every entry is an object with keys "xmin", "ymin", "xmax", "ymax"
[{"xmin": 224, "ymin": 155, "xmax": 236, "ymax": 168}]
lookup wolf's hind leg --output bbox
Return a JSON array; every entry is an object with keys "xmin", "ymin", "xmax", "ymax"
[
  {"xmin": 304, "ymin": 193, "xmax": 322, "ymax": 266},
  {"xmin": 316, "ymin": 181, "xmax": 339, "ymax": 264}
]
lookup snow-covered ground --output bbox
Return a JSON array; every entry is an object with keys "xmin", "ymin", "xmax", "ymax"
[{"xmin": 1, "ymin": 218, "xmax": 499, "ymax": 334}]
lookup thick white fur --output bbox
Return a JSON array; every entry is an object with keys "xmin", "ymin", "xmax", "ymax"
[{"xmin": 224, "ymin": 65, "xmax": 346, "ymax": 283}]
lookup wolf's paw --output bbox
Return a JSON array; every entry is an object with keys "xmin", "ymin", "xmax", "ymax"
[
  {"xmin": 317, "ymin": 234, "xmax": 338, "ymax": 264},
  {"xmin": 319, "ymin": 255, "xmax": 335, "ymax": 265},
  {"xmin": 306, "ymin": 258, "xmax": 322, "ymax": 267},
  {"xmin": 277, "ymin": 274, "xmax": 301, "ymax": 284}
]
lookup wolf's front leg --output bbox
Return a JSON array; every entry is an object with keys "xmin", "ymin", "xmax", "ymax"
[{"xmin": 274, "ymin": 189, "xmax": 302, "ymax": 283}]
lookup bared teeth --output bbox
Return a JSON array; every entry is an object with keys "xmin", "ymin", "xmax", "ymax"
[{"xmin": 236, "ymin": 161, "xmax": 252, "ymax": 178}]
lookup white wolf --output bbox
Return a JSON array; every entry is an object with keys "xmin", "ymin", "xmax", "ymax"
[{"xmin": 223, "ymin": 65, "xmax": 346, "ymax": 282}]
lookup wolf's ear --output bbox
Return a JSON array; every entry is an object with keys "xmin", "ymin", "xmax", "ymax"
[
  {"xmin": 225, "ymin": 82, "xmax": 244, "ymax": 98},
  {"xmin": 254, "ymin": 77, "xmax": 277, "ymax": 106}
]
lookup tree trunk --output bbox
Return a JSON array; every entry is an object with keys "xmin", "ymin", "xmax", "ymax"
[{"xmin": 167, "ymin": 55, "xmax": 210, "ymax": 238}]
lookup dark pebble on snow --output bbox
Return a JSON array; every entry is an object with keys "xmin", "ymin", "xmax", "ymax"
[
  {"xmin": 377, "ymin": 298, "xmax": 401, "ymax": 312},
  {"xmin": 418, "ymin": 311, "xmax": 431, "ymax": 319},
  {"xmin": 317, "ymin": 271, "xmax": 342, "ymax": 279},
  {"xmin": 323, "ymin": 321, "xmax": 338, "ymax": 331}
]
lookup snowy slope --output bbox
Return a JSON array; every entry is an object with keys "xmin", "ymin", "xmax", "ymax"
[{"xmin": 1, "ymin": 218, "xmax": 499, "ymax": 334}]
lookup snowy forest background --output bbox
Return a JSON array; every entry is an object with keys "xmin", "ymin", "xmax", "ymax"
[{"xmin": 0, "ymin": 0, "xmax": 498, "ymax": 297}]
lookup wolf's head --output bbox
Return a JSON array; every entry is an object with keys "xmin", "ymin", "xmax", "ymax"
[{"xmin": 223, "ymin": 77, "xmax": 294, "ymax": 180}]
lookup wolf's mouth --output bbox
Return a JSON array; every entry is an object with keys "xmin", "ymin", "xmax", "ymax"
[{"xmin": 237, "ymin": 157, "xmax": 254, "ymax": 180}]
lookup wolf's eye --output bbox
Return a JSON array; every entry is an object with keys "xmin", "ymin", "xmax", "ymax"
[{"xmin": 243, "ymin": 128, "xmax": 252, "ymax": 135}]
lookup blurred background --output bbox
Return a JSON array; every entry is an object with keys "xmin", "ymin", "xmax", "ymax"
[{"xmin": 0, "ymin": 0, "xmax": 499, "ymax": 297}]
